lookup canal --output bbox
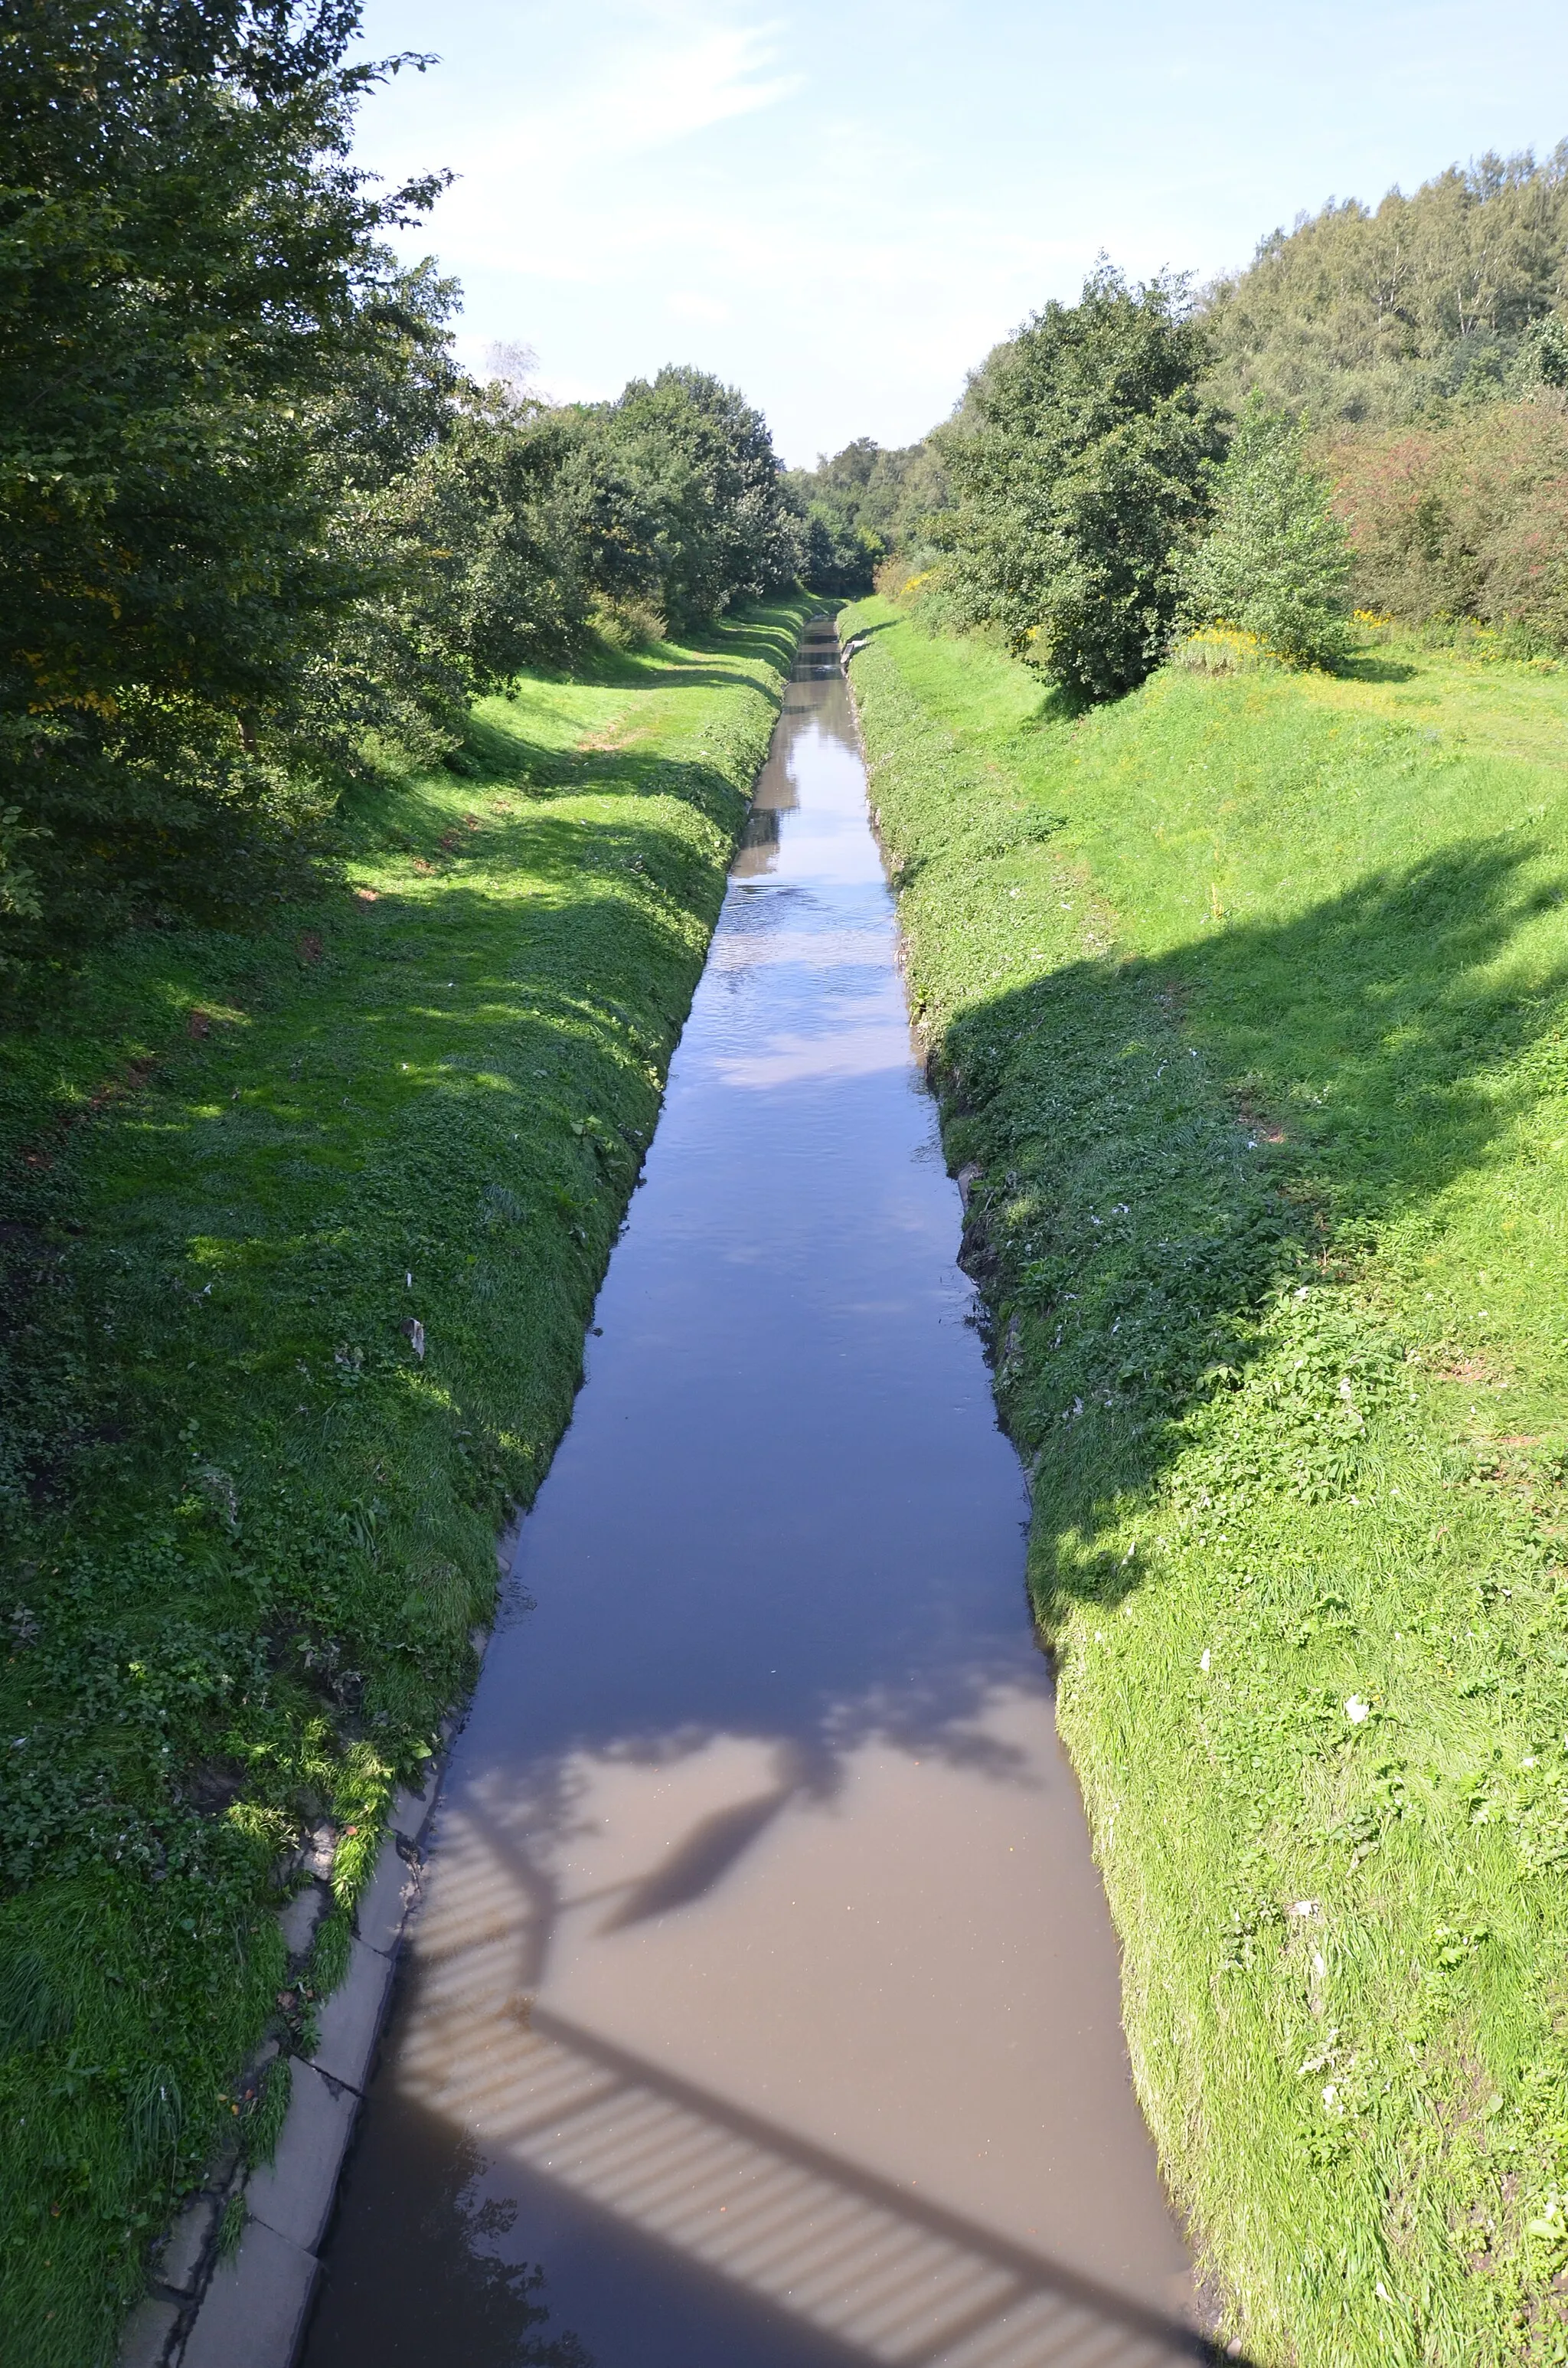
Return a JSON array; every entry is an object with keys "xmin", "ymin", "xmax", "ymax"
[{"xmin": 300, "ymin": 618, "xmax": 1202, "ymax": 2368}]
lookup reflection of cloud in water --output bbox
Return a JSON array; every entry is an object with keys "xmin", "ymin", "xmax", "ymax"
[
  {"xmin": 708, "ymin": 928, "xmax": 893, "ymax": 971},
  {"xmin": 712, "ymin": 1022, "xmax": 913, "ymax": 1088}
]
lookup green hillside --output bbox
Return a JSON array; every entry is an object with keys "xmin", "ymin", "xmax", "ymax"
[
  {"xmin": 841, "ymin": 594, "xmax": 1568, "ymax": 2365},
  {"xmin": 0, "ymin": 603, "xmax": 805, "ymax": 2365}
]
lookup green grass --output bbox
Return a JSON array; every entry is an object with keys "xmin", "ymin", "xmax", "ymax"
[
  {"xmin": 0, "ymin": 597, "xmax": 808, "ymax": 2366},
  {"xmin": 841, "ymin": 595, "xmax": 1568, "ymax": 2366}
]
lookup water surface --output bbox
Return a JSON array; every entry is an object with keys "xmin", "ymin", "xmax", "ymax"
[{"xmin": 302, "ymin": 622, "xmax": 1200, "ymax": 2367}]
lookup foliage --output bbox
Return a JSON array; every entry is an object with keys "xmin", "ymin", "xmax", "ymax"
[
  {"xmin": 305, "ymin": 368, "xmax": 603, "ymax": 767},
  {"xmin": 0, "ymin": 0, "xmax": 447, "ymax": 953},
  {"xmin": 0, "ymin": 602, "xmax": 806, "ymax": 2363},
  {"xmin": 0, "ymin": 9, "xmax": 803, "ymax": 969},
  {"xmin": 1327, "ymin": 402, "xmax": 1568, "ymax": 649},
  {"xmin": 587, "ymin": 367, "xmax": 802, "ymax": 632},
  {"xmin": 1204, "ymin": 145, "xmax": 1568, "ymax": 424},
  {"xmin": 1177, "ymin": 402, "xmax": 1353, "ymax": 669},
  {"xmin": 843, "ymin": 593, "xmax": 1568, "ymax": 2364},
  {"xmin": 783, "ymin": 437, "xmax": 947, "ymax": 594},
  {"xmin": 797, "ymin": 501, "xmax": 882, "ymax": 597},
  {"xmin": 838, "ymin": 158, "xmax": 1568, "ymax": 683},
  {"xmin": 933, "ymin": 264, "xmax": 1224, "ymax": 698}
]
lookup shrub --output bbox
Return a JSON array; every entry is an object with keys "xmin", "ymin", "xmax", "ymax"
[
  {"xmin": 590, "ymin": 593, "xmax": 668, "ymax": 652},
  {"xmin": 1326, "ymin": 404, "xmax": 1568, "ymax": 648},
  {"xmin": 1177, "ymin": 404, "xmax": 1353, "ymax": 669}
]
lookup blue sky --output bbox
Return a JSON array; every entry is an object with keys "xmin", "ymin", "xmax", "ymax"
[{"xmin": 351, "ymin": 1, "xmax": 1568, "ymax": 466}]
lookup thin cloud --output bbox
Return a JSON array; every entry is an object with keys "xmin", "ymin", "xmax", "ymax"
[{"xmin": 354, "ymin": 0, "xmax": 1568, "ymax": 459}]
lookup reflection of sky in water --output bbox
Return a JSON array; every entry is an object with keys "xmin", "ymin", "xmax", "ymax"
[{"xmin": 301, "ymin": 627, "xmax": 1200, "ymax": 2368}]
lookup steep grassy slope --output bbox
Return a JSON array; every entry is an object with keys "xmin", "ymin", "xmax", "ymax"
[
  {"xmin": 841, "ymin": 597, "xmax": 1568, "ymax": 2366},
  {"xmin": 0, "ymin": 599, "xmax": 808, "ymax": 2366}
]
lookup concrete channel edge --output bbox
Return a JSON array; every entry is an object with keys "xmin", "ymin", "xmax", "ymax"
[{"xmin": 116, "ymin": 1523, "xmax": 518, "ymax": 2368}]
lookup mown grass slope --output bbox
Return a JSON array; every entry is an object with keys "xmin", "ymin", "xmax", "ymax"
[
  {"xmin": 0, "ymin": 598, "xmax": 807, "ymax": 2366},
  {"xmin": 841, "ymin": 595, "xmax": 1568, "ymax": 2366}
]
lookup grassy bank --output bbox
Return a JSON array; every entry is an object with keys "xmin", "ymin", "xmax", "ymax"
[
  {"xmin": 841, "ymin": 594, "xmax": 1568, "ymax": 2366},
  {"xmin": 0, "ymin": 597, "xmax": 808, "ymax": 2365}
]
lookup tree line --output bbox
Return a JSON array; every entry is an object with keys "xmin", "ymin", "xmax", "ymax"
[
  {"xmin": 8, "ymin": 8, "xmax": 1565, "ymax": 968},
  {"xmin": 0, "ymin": 0, "xmax": 804, "ymax": 966},
  {"xmin": 796, "ymin": 143, "xmax": 1568, "ymax": 690}
]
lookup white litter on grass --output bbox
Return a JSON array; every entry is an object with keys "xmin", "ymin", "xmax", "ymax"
[
  {"xmin": 1200, "ymin": 1648, "xmax": 1211, "ymax": 1673},
  {"xmin": 1345, "ymin": 1695, "xmax": 1371, "ymax": 1724}
]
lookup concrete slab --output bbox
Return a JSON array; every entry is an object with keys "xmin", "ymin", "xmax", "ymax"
[
  {"xmin": 181, "ymin": 2218, "xmax": 315, "ymax": 2368},
  {"xmin": 299, "ymin": 1823, "xmax": 336, "ymax": 1880},
  {"xmin": 152, "ymin": 2189, "xmax": 217, "ymax": 2294},
  {"xmin": 245, "ymin": 2062, "xmax": 358, "ymax": 2256},
  {"xmin": 353, "ymin": 1830, "xmax": 417, "ymax": 1956},
  {"xmin": 388, "ymin": 1773, "xmax": 436, "ymax": 1845},
  {"xmin": 310, "ymin": 1935, "xmax": 394, "ymax": 2092},
  {"xmin": 116, "ymin": 2292, "xmax": 180, "ymax": 2368},
  {"xmin": 278, "ymin": 1882, "xmax": 328, "ymax": 1959}
]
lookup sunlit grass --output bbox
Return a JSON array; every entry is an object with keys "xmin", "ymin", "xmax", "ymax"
[
  {"xmin": 842, "ymin": 597, "xmax": 1568, "ymax": 2366},
  {"xmin": 0, "ymin": 599, "xmax": 808, "ymax": 2365}
]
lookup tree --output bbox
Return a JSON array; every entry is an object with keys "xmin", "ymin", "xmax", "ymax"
[
  {"xmin": 0, "ymin": 0, "xmax": 443, "ymax": 946},
  {"xmin": 783, "ymin": 437, "xmax": 949, "ymax": 592},
  {"xmin": 936, "ymin": 265, "xmax": 1223, "ymax": 698},
  {"xmin": 1176, "ymin": 402, "xmax": 1353, "ymax": 669},
  {"xmin": 0, "ymin": 8, "xmax": 805, "ymax": 967},
  {"xmin": 596, "ymin": 368, "xmax": 801, "ymax": 629},
  {"xmin": 297, "ymin": 280, "xmax": 599, "ymax": 764},
  {"xmin": 1203, "ymin": 146, "xmax": 1568, "ymax": 425}
]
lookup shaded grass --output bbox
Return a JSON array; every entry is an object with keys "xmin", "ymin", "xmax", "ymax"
[
  {"xmin": 0, "ymin": 597, "xmax": 808, "ymax": 2364},
  {"xmin": 841, "ymin": 597, "xmax": 1568, "ymax": 2366}
]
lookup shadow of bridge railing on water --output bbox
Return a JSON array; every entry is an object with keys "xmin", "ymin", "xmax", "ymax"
[{"xmin": 395, "ymin": 1781, "xmax": 1246, "ymax": 2368}]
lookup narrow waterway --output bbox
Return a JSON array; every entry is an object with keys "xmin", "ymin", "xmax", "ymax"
[{"xmin": 302, "ymin": 621, "xmax": 1200, "ymax": 2368}]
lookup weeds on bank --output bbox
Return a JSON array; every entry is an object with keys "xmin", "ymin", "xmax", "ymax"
[
  {"xmin": 0, "ymin": 600, "xmax": 807, "ymax": 2366},
  {"xmin": 842, "ymin": 597, "xmax": 1568, "ymax": 2366}
]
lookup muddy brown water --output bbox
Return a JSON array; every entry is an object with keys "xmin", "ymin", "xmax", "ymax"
[{"xmin": 300, "ymin": 622, "xmax": 1203, "ymax": 2367}]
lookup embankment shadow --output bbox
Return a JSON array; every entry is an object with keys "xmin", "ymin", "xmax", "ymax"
[
  {"xmin": 1337, "ymin": 653, "xmax": 1419, "ymax": 684},
  {"xmin": 337, "ymin": 603, "xmax": 808, "ymax": 853},
  {"xmin": 939, "ymin": 834, "xmax": 1568, "ymax": 1609}
]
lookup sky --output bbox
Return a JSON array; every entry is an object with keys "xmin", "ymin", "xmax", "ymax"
[{"xmin": 349, "ymin": 0, "xmax": 1568, "ymax": 467}]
